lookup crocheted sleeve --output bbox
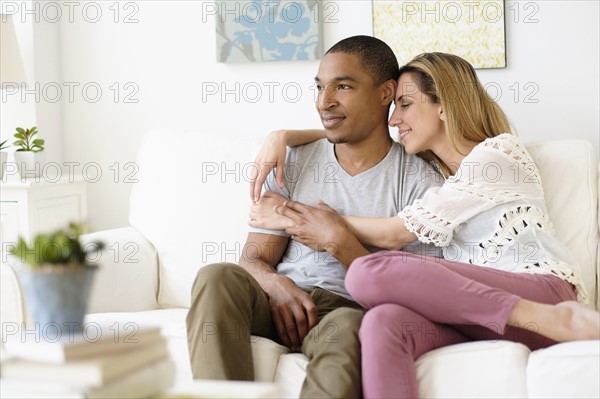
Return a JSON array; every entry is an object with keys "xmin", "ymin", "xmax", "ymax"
[{"xmin": 399, "ymin": 134, "xmax": 545, "ymax": 247}]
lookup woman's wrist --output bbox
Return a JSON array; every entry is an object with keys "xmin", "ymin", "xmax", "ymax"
[{"xmin": 269, "ymin": 129, "xmax": 289, "ymax": 146}]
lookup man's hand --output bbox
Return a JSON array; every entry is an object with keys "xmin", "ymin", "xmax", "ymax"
[
  {"xmin": 249, "ymin": 191, "xmax": 295, "ymax": 230},
  {"xmin": 278, "ymin": 200, "xmax": 369, "ymax": 267},
  {"xmin": 266, "ymin": 274, "xmax": 318, "ymax": 351}
]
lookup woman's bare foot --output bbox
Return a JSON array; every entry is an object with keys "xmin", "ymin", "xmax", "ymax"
[{"xmin": 552, "ymin": 301, "xmax": 600, "ymax": 341}]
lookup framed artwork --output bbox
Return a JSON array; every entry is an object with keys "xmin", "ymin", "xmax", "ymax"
[
  {"xmin": 373, "ymin": 0, "xmax": 506, "ymax": 69},
  {"xmin": 216, "ymin": 0, "xmax": 323, "ymax": 63}
]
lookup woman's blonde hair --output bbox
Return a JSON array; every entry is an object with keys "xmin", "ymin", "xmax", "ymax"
[{"xmin": 399, "ymin": 52, "xmax": 512, "ymax": 176}]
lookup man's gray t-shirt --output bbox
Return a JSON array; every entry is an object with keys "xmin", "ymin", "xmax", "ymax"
[{"xmin": 249, "ymin": 139, "xmax": 443, "ymax": 299}]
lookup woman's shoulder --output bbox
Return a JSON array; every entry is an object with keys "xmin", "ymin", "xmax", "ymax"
[
  {"xmin": 475, "ymin": 133, "xmax": 522, "ymax": 152},
  {"xmin": 470, "ymin": 133, "xmax": 535, "ymax": 164},
  {"xmin": 458, "ymin": 133, "xmax": 545, "ymax": 198}
]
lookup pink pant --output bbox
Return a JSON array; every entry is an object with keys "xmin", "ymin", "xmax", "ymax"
[{"xmin": 345, "ymin": 251, "xmax": 577, "ymax": 399}]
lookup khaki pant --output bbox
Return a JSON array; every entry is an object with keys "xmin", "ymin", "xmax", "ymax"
[{"xmin": 186, "ymin": 263, "xmax": 364, "ymax": 398}]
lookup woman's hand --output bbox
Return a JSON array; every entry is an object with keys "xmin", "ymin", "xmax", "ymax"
[
  {"xmin": 278, "ymin": 201, "xmax": 370, "ymax": 267},
  {"xmin": 250, "ymin": 129, "xmax": 327, "ymax": 203},
  {"xmin": 277, "ymin": 200, "xmax": 348, "ymax": 251},
  {"xmin": 249, "ymin": 191, "xmax": 295, "ymax": 230},
  {"xmin": 250, "ymin": 130, "xmax": 288, "ymax": 203}
]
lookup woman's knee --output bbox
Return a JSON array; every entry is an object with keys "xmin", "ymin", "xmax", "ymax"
[
  {"xmin": 359, "ymin": 304, "xmax": 423, "ymax": 348},
  {"xmin": 346, "ymin": 253, "xmax": 382, "ymax": 298},
  {"xmin": 346, "ymin": 251, "xmax": 421, "ymax": 303},
  {"xmin": 361, "ymin": 304, "xmax": 414, "ymax": 331}
]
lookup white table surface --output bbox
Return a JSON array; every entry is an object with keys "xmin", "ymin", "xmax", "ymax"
[{"xmin": 159, "ymin": 380, "xmax": 282, "ymax": 398}]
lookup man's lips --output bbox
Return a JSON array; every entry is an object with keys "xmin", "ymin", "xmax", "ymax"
[{"xmin": 321, "ymin": 114, "xmax": 345, "ymax": 129}]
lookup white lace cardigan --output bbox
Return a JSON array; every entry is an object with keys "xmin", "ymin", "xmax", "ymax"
[{"xmin": 398, "ymin": 133, "xmax": 589, "ymax": 304}]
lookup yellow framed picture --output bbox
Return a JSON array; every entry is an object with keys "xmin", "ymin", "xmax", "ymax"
[{"xmin": 373, "ymin": 0, "xmax": 506, "ymax": 69}]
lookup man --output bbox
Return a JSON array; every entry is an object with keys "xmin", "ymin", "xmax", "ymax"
[{"xmin": 186, "ymin": 35, "xmax": 440, "ymax": 398}]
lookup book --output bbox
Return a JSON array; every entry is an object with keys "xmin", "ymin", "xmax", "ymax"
[
  {"xmin": 0, "ymin": 358, "xmax": 176, "ymax": 399},
  {"xmin": 1, "ymin": 338, "xmax": 168, "ymax": 387},
  {"xmin": 2, "ymin": 326, "xmax": 163, "ymax": 363}
]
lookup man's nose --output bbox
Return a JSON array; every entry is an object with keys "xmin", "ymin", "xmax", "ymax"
[{"xmin": 317, "ymin": 86, "xmax": 337, "ymax": 111}]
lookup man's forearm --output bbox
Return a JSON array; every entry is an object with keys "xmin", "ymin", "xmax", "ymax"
[
  {"xmin": 239, "ymin": 256, "xmax": 281, "ymax": 295},
  {"xmin": 239, "ymin": 235, "xmax": 288, "ymax": 296}
]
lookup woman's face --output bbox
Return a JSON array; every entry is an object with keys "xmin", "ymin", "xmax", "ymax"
[{"xmin": 389, "ymin": 73, "xmax": 445, "ymax": 155}]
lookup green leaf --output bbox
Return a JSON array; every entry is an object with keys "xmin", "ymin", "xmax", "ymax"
[
  {"xmin": 16, "ymin": 127, "xmax": 25, "ymax": 134},
  {"xmin": 10, "ymin": 222, "xmax": 104, "ymax": 268}
]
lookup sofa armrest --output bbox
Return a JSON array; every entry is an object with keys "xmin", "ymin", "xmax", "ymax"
[{"xmin": 83, "ymin": 227, "xmax": 159, "ymax": 313}]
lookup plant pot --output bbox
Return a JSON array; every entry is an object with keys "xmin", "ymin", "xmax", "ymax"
[
  {"xmin": 14, "ymin": 151, "xmax": 45, "ymax": 179},
  {"xmin": 18, "ymin": 266, "xmax": 96, "ymax": 333},
  {"xmin": 0, "ymin": 152, "xmax": 7, "ymax": 179}
]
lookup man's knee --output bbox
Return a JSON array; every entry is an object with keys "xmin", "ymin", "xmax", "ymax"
[
  {"xmin": 187, "ymin": 263, "xmax": 255, "ymax": 334},
  {"xmin": 325, "ymin": 307, "xmax": 364, "ymax": 331},
  {"xmin": 307, "ymin": 307, "xmax": 364, "ymax": 346},
  {"xmin": 191, "ymin": 262, "xmax": 247, "ymax": 297}
]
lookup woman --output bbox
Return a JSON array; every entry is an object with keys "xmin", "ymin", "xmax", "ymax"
[{"xmin": 249, "ymin": 52, "xmax": 599, "ymax": 398}]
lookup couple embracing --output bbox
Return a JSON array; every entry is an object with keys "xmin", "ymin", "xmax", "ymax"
[{"xmin": 186, "ymin": 35, "xmax": 599, "ymax": 398}]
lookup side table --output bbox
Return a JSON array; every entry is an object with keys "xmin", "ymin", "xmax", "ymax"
[{"xmin": 0, "ymin": 175, "xmax": 88, "ymax": 251}]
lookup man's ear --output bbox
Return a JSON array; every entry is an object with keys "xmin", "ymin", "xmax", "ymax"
[{"xmin": 382, "ymin": 79, "xmax": 397, "ymax": 105}]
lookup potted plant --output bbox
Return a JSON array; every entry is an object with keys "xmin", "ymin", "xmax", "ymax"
[
  {"xmin": 10, "ymin": 222, "xmax": 104, "ymax": 332},
  {"xmin": 13, "ymin": 126, "xmax": 45, "ymax": 178},
  {"xmin": 0, "ymin": 139, "xmax": 9, "ymax": 179}
]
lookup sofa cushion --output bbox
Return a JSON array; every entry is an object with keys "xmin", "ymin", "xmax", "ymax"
[
  {"xmin": 526, "ymin": 341, "xmax": 600, "ymax": 398},
  {"xmin": 274, "ymin": 354, "xmax": 308, "ymax": 398},
  {"xmin": 129, "ymin": 130, "xmax": 260, "ymax": 308},
  {"xmin": 415, "ymin": 341, "xmax": 530, "ymax": 398},
  {"xmin": 526, "ymin": 140, "xmax": 599, "ymax": 306}
]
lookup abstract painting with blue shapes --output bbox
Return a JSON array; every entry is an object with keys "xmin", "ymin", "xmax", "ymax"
[{"xmin": 216, "ymin": 0, "xmax": 323, "ymax": 63}]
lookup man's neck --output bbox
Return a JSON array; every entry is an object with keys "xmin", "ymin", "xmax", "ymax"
[{"xmin": 334, "ymin": 131, "xmax": 393, "ymax": 177}]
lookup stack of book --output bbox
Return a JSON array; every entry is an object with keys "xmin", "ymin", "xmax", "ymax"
[{"xmin": 1, "ymin": 326, "xmax": 175, "ymax": 398}]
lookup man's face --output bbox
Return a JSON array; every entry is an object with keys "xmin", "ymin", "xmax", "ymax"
[{"xmin": 314, "ymin": 52, "xmax": 388, "ymax": 144}]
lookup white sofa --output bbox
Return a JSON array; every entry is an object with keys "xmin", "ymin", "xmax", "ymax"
[{"xmin": 2, "ymin": 129, "xmax": 599, "ymax": 398}]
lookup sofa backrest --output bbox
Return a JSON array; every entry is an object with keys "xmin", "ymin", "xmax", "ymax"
[
  {"xmin": 129, "ymin": 131, "xmax": 599, "ymax": 309},
  {"xmin": 129, "ymin": 129, "xmax": 260, "ymax": 308},
  {"xmin": 526, "ymin": 140, "xmax": 599, "ymax": 308}
]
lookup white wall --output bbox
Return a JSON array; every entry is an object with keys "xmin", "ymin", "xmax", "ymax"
[
  {"xmin": 1, "ymin": 1, "xmax": 63, "ymax": 164},
  {"xmin": 3, "ymin": 1, "xmax": 598, "ymax": 231}
]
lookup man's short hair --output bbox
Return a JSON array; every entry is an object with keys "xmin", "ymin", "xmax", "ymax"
[{"xmin": 326, "ymin": 35, "xmax": 400, "ymax": 86}]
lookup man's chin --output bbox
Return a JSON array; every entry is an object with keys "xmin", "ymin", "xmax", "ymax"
[
  {"xmin": 326, "ymin": 137, "xmax": 348, "ymax": 144},
  {"xmin": 325, "ymin": 131, "xmax": 348, "ymax": 144}
]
